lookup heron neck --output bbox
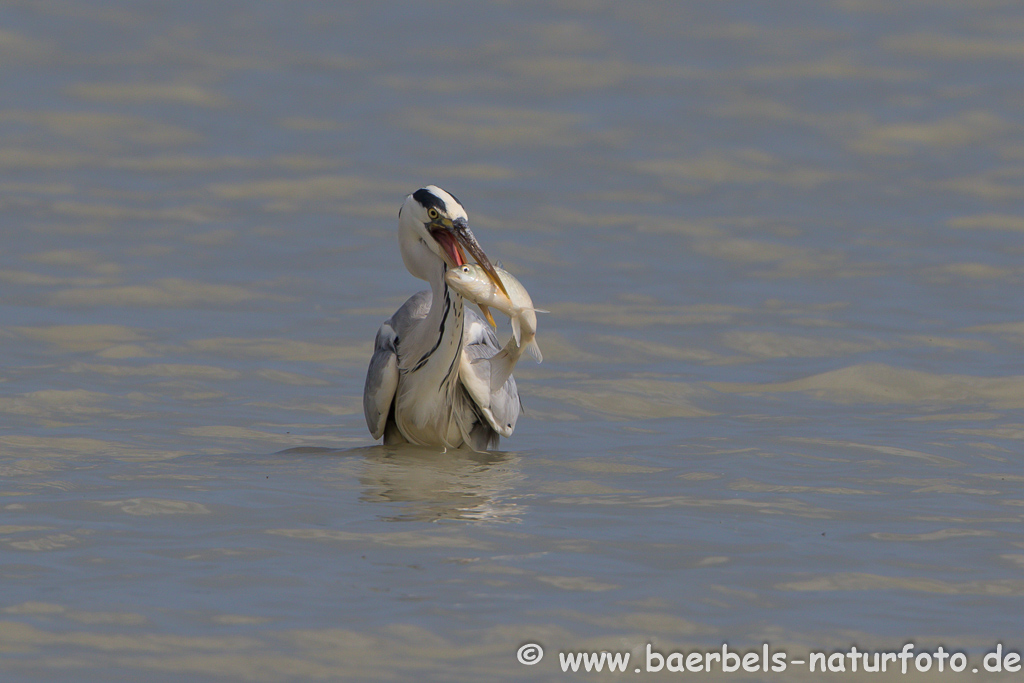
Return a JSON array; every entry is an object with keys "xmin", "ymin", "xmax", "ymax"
[{"xmin": 410, "ymin": 264, "xmax": 465, "ymax": 381}]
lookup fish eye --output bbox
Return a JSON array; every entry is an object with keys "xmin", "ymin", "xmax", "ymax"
[
  {"xmin": 462, "ymin": 266, "xmax": 470, "ymax": 273},
  {"xmin": 427, "ymin": 208, "xmax": 439, "ymax": 220}
]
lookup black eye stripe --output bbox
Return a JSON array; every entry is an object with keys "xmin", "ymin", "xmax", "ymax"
[{"xmin": 413, "ymin": 188, "xmax": 447, "ymax": 214}]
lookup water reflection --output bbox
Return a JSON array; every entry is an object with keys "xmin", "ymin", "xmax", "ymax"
[
  {"xmin": 358, "ymin": 446, "xmax": 525, "ymax": 523},
  {"xmin": 281, "ymin": 445, "xmax": 525, "ymax": 523}
]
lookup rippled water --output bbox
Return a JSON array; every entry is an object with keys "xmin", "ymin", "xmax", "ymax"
[{"xmin": 3, "ymin": 1, "xmax": 1024, "ymax": 681}]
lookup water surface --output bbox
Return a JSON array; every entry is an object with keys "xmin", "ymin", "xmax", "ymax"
[{"xmin": 2, "ymin": 1, "xmax": 1024, "ymax": 681}]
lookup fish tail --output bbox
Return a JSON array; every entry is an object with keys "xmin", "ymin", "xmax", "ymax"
[
  {"xmin": 488, "ymin": 346, "xmax": 516, "ymax": 393},
  {"xmin": 524, "ymin": 338, "xmax": 543, "ymax": 363}
]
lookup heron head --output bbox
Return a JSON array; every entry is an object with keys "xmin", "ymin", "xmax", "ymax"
[{"xmin": 398, "ymin": 186, "xmax": 508, "ymax": 297}]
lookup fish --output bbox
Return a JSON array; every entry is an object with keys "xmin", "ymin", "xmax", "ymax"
[{"xmin": 445, "ymin": 263, "xmax": 544, "ymax": 391}]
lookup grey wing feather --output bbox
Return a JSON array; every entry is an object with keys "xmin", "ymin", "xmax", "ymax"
[
  {"xmin": 363, "ymin": 291, "xmax": 432, "ymax": 440},
  {"xmin": 363, "ymin": 322, "xmax": 399, "ymax": 440},
  {"xmin": 461, "ymin": 308, "xmax": 521, "ymax": 436}
]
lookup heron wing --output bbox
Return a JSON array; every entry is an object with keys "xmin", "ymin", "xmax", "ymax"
[
  {"xmin": 460, "ymin": 309, "xmax": 521, "ymax": 438},
  {"xmin": 363, "ymin": 291, "xmax": 432, "ymax": 440},
  {"xmin": 363, "ymin": 322, "xmax": 399, "ymax": 440}
]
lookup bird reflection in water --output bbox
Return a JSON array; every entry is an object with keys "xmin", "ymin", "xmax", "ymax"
[
  {"xmin": 358, "ymin": 446, "xmax": 524, "ymax": 523},
  {"xmin": 283, "ymin": 446, "xmax": 525, "ymax": 523}
]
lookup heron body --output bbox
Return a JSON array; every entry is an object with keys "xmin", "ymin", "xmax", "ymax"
[{"xmin": 363, "ymin": 186, "xmax": 521, "ymax": 451}]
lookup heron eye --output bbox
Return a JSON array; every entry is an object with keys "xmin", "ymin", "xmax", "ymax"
[{"xmin": 427, "ymin": 208, "xmax": 439, "ymax": 220}]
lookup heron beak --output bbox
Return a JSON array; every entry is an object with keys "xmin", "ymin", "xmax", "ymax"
[
  {"xmin": 449, "ymin": 217, "xmax": 510, "ymax": 299},
  {"xmin": 477, "ymin": 304, "xmax": 497, "ymax": 328}
]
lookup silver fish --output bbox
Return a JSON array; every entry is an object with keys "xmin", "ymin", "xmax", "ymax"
[{"xmin": 446, "ymin": 263, "xmax": 544, "ymax": 391}]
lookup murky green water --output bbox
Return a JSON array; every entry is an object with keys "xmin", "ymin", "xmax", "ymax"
[{"xmin": 2, "ymin": 1, "xmax": 1024, "ymax": 681}]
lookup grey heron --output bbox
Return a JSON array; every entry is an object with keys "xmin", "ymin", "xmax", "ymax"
[{"xmin": 363, "ymin": 186, "xmax": 521, "ymax": 451}]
